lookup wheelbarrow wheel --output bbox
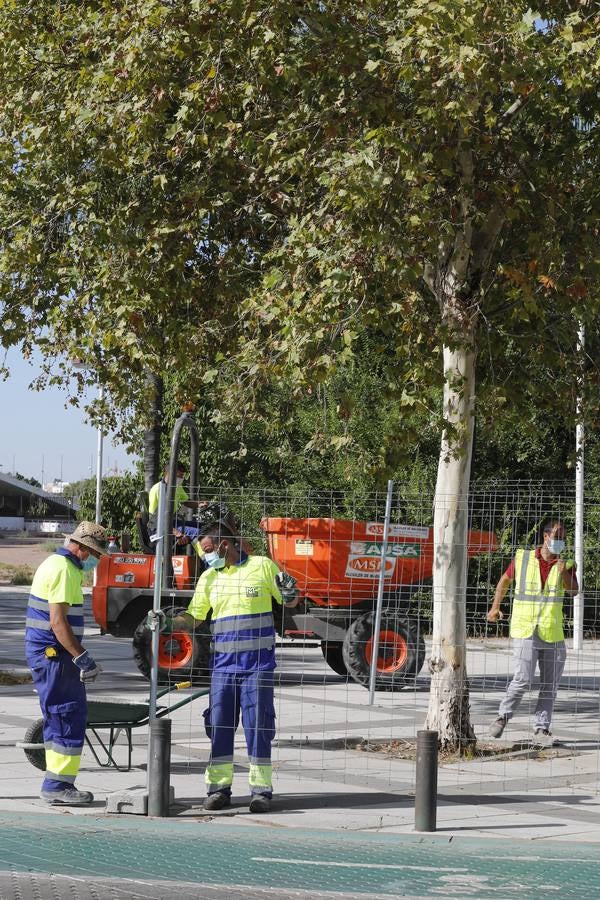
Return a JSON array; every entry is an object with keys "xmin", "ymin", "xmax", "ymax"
[
  {"xmin": 23, "ymin": 718, "xmax": 46, "ymax": 771},
  {"xmin": 342, "ymin": 612, "xmax": 425, "ymax": 691},
  {"xmin": 132, "ymin": 606, "xmax": 211, "ymax": 685}
]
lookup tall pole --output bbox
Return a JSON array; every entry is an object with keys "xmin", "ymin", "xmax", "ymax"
[
  {"xmin": 573, "ymin": 324, "xmax": 585, "ymax": 652},
  {"xmin": 148, "ymin": 480, "xmax": 166, "ymax": 722},
  {"xmin": 368, "ymin": 479, "xmax": 394, "ymax": 705},
  {"xmin": 95, "ymin": 384, "xmax": 104, "ymax": 524}
]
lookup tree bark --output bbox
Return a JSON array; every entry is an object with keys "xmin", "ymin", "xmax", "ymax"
[
  {"xmin": 143, "ymin": 371, "xmax": 164, "ymax": 491},
  {"xmin": 424, "ymin": 340, "xmax": 476, "ymax": 751}
]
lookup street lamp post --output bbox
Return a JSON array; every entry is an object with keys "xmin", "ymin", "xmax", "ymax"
[
  {"xmin": 72, "ymin": 360, "xmax": 104, "ymax": 525},
  {"xmin": 95, "ymin": 385, "xmax": 104, "ymax": 525}
]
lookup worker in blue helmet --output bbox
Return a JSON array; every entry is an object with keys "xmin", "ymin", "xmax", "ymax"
[{"xmin": 25, "ymin": 521, "xmax": 108, "ymax": 805}]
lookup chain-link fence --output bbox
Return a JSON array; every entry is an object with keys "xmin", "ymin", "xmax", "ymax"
[{"xmin": 90, "ymin": 481, "xmax": 600, "ymax": 804}]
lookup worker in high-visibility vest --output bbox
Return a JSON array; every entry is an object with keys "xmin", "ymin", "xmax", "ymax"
[
  {"xmin": 25, "ymin": 521, "xmax": 108, "ymax": 805},
  {"xmin": 154, "ymin": 518, "xmax": 299, "ymax": 813},
  {"xmin": 148, "ymin": 463, "xmax": 207, "ymax": 543},
  {"xmin": 487, "ymin": 518, "xmax": 578, "ymax": 744}
]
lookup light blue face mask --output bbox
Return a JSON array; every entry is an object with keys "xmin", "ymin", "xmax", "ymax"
[
  {"xmin": 82, "ymin": 555, "xmax": 99, "ymax": 572},
  {"xmin": 547, "ymin": 538, "xmax": 565, "ymax": 556},
  {"xmin": 204, "ymin": 550, "xmax": 226, "ymax": 570}
]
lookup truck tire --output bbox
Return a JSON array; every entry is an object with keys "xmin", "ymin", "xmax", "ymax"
[
  {"xmin": 132, "ymin": 606, "xmax": 211, "ymax": 685},
  {"xmin": 342, "ymin": 612, "xmax": 425, "ymax": 691},
  {"xmin": 321, "ymin": 641, "xmax": 348, "ymax": 677},
  {"xmin": 23, "ymin": 718, "xmax": 46, "ymax": 771}
]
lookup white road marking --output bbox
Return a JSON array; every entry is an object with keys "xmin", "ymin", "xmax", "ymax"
[{"xmin": 252, "ymin": 857, "xmax": 467, "ymax": 873}]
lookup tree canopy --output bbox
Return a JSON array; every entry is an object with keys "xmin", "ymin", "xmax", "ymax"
[{"xmin": 1, "ymin": 1, "xmax": 599, "ymax": 473}]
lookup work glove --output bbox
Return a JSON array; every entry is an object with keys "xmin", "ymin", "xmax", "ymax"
[
  {"xmin": 73, "ymin": 650, "xmax": 102, "ymax": 683},
  {"xmin": 276, "ymin": 571, "xmax": 299, "ymax": 604},
  {"xmin": 144, "ymin": 609, "xmax": 175, "ymax": 634}
]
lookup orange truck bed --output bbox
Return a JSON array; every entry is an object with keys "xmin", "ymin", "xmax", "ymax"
[{"xmin": 260, "ymin": 517, "xmax": 497, "ymax": 609}]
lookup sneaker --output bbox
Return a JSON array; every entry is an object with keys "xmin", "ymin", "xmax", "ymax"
[
  {"xmin": 203, "ymin": 791, "xmax": 231, "ymax": 811},
  {"xmin": 533, "ymin": 728, "xmax": 553, "ymax": 748},
  {"xmin": 40, "ymin": 787, "xmax": 94, "ymax": 806},
  {"xmin": 489, "ymin": 716, "xmax": 507, "ymax": 738},
  {"xmin": 249, "ymin": 795, "xmax": 272, "ymax": 813}
]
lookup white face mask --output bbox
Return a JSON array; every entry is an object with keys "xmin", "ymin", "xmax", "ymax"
[
  {"xmin": 547, "ymin": 538, "xmax": 565, "ymax": 555},
  {"xmin": 204, "ymin": 550, "xmax": 226, "ymax": 570}
]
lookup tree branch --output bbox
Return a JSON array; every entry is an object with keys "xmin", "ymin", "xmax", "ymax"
[{"xmin": 493, "ymin": 94, "xmax": 532, "ymax": 133}]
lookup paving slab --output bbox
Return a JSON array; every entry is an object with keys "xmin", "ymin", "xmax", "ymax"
[{"xmin": 3, "ymin": 588, "xmax": 600, "ymax": 896}]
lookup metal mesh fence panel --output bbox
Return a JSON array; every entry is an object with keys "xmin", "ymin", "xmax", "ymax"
[{"xmin": 140, "ymin": 481, "xmax": 600, "ymax": 804}]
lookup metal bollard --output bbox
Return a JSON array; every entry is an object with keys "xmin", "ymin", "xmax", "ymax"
[
  {"xmin": 148, "ymin": 718, "xmax": 172, "ymax": 817},
  {"xmin": 414, "ymin": 729, "xmax": 438, "ymax": 832}
]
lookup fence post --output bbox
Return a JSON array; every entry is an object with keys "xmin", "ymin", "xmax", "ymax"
[
  {"xmin": 148, "ymin": 480, "xmax": 165, "ymax": 721},
  {"xmin": 414, "ymin": 729, "xmax": 438, "ymax": 832},
  {"xmin": 146, "ymin": 480, "xmax": 172, "ymax": 816},
  {"xmin": 368, "ymin": 479, "xmax": 394, "ymax": 705},
  {"xmin": 147, "ymin": 718, "xmax": 172, "ymax": 817},
  {"xmin": 573, "ymin": 322, "xmax": 585, "ymax": 652}
]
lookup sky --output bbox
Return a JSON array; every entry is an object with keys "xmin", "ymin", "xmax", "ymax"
[{"xmin": 0, "ymin": 347, "xmax": 138, "ymax": 485}]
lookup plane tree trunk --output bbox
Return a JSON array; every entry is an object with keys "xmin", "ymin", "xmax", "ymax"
[
  {"xmin": 422, "ymin": 137, "xmax": 506, "ymax": 751},
  {"xmin": 143, "ymin": 371, "xmax": 164, "ymax": 491}
]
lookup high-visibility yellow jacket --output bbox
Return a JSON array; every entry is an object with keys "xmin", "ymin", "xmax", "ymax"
[
  {"xmin": 510, "ymin": 548, "xmax": 570, "ymax": 642},
  {"xmin": 148, "ymin": 481, "xmax": 188, "ymax": 515},
  {"xmin": 187, "ymin": 555, "xmax": 283, "ymax": 672},
  {"xmin": 25, "ymin": 549, "xmax": 84, "ymax": 650}
]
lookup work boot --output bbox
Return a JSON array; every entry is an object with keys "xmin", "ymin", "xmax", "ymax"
[
  {"xmin": 249, "ymin": 794, "xmax": 272, "ymax": 813},
  {"xmin": 40, "ymin": 787, "xmax": 94, "ymax": 806},
  {"xmin": 203, "ymin": 791, "xmax": 231, "ymax": 811},
  {"xmin": 533, "ymin": 728, "xmax": 553, "ymax": 748},
  {"xmin": 489, "ymin": 716, "xmax": 507, "ymax": 739}
]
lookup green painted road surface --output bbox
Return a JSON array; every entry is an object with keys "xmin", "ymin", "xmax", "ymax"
[{"xmin": 1, "ymin": 813, "xmax": 600, "ymax": 898}]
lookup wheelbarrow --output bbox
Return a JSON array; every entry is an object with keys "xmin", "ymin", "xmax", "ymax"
[{"xmin": 18, "ymin": 681, "xmax": 209, "ymax": 773}]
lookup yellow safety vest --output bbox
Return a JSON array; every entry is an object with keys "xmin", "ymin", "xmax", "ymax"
[
  {"xmin": 510, "ymin": 548, "xmax": 567, "ymax": 642},
  {"xmin": 148, "ymin": 481, "xmax": 188, "ymax": 515}
]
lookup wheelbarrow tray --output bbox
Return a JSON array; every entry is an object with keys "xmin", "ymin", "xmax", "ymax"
[
  {"xmin": 87, "ymin": 698, "xmax": 155, "ymax": 727},
  {"xmin": 20, "ymin": 683, "xmax": 209, "ymax": 773}
]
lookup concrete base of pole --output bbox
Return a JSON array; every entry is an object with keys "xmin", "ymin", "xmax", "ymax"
[{"xmin": 106, "ymin": 785, "xmax": 175, "ymax": 816}]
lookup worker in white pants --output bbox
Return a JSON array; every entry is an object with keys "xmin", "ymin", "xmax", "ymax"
[
  {"xmin": 487, "ymin": 519, "xmax": 578, "ymax": 743},
  {"xmin": 498, "ymin": 634, "xmax": 567, "ymax": 730}
]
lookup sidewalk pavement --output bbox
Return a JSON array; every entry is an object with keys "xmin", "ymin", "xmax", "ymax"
[{"xmin": 2, "ymin": 589, "xmax": 600, "ymax": 897}]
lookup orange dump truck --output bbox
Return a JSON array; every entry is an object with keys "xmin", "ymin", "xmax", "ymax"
[
  {"xmin": 260, "ymin": 517, "xmax": 497, "ymax": 690},
  {"xmin": 93, "ymin": 514, "xmax": 496, "ymax": 692}
]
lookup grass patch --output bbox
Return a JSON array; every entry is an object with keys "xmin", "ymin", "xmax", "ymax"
[
  {"xmin": 0, "ymin": 670, "xmax": 32, "ymax": 685},
  {"xmin": 0, "ymin": 562, "xmax": 35, "ymax": 585},
  {"xmin": 10, "ymin": 565, "xmax": 35, "ymax": 585},
  {"xmin": 43, "ymin": 540, "xmax": 60, "ymax": 552}
]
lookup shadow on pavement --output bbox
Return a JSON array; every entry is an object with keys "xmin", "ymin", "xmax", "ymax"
[{"xmin": 174, "ymin": 790, "xmax": 411, "ymax": 815}]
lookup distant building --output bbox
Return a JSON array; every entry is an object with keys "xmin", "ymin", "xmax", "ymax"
[
  {"xmin": 43, "ymin": 479, "xmax": 71, "ymax": 495},
  {"xmin": 0, "ymin": 473, "xmax": 77, "ymax": 532}
]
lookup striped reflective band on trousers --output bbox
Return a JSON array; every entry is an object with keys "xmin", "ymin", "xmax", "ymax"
[
  {"xmin": 44, "ymin": 749, "xmax": 80, "ymax": 784},
  {"xmin": 205, "ymin": 760, "xmax": 272, "ymax": 791},
  {"xmin": 25, "ymin": 594, "xmax": 84, "ymax": 639},
  {"xmin": 210, "ymin": 612, "xmax": 275, "ymax": 654}
]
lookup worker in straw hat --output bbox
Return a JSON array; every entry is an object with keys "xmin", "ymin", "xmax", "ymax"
[{"xmin": 24, "ymin": 521, "xmax": 108, "ymax": 805}]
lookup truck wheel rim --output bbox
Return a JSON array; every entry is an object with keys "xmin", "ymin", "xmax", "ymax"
[
  {"xmin": 365, "ymin": 630, "xmax": 408, "ymax": 673},
  {"xmin": 158, "ymin": 632, "xmax": 194, "ymax": 668}
]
